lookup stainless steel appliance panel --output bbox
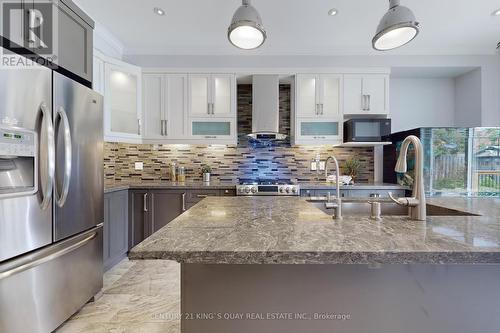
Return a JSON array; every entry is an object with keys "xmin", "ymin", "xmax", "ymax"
[
  {"xmin": 0, "ymin": 226, "xmax": 103, "ymax": 333},
  {"xmin": 0, "ymin": 66, "xmax": 53, "ymax": 262},
  {"xmin": 53, "ymin": 72, "xmax": 104, "ymax": 241}
]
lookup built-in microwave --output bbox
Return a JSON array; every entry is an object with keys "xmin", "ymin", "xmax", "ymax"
[{"xmin": 343, "ymin": 118, "xmax": 391, "ymax": 142}]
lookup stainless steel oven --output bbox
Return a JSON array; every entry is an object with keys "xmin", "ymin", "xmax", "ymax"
[{"xmin": 344, "ymin": 118, "xmax": 391, "ymax": 142}]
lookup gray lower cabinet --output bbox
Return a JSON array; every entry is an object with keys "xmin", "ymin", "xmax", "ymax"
[
  {"xmin": 129, "ymin": 189, "xmax": 149, "ymax": 249},
  {"xmin": 103, "ymin": 190, "xmax": 128, "ymax": 271},
  {"xmin": 149, "ymin": 190, "xmax": 185, "ymax": 234},
  {"xmin": 128, "ymin": 188, "xmax": 236, "ymax": 250}
]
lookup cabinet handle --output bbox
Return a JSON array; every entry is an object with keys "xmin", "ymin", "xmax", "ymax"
[
  {"xmin": 204, "ymin": 135, "xmax": 217, "ymax": 139},
  {"xmin": 143, "ymin": 193, "xmax": 148, "ymax": 212},
  {"xmin": 160, "ymin": 120, "xmax": 164, "ymax": 136},
  {"xmin": 137, "ymin": 119, "xmax": 141, "ymax": 135},
  {"xmin": 367, "ymin": 95, "xmax": 371, "ymax": 111},
  {"xmin": 196, "ymin": 194, "xmax": 208, "ymax": 198},
  {"xmin": 321, "ymin": 104, "xmax": 324, "ymax": 115},
  {"xmin": 361, "ymin": 95, "xmax": 366, "ymax": 111},
  {"xmin": 161, "ymin": 120, "xmax": 168, "ymax": 136},
  {"xmin": 315, "ymin": 104, "xmax": 319, "ymax": 115},
  {"xmin": 207, "ymin": 103, "xmax": 210, "ymax": 115},
  {"xmin": 182, "ymin": 193, "xmax": 186, "ymax": 211},
  {"xmin": 211, "ymin": 103, "xmax": 215, "ymax": 115}
]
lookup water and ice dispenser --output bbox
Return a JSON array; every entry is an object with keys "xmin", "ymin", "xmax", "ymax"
[{"xmin": 0, "ymin": 126, "xmax": 37, "ymax": 198}]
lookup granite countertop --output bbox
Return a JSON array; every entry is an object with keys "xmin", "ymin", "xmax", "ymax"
[
  {"xmin": 297, "ymin": 182, "xmax": 408, "ymax": 190},
  {"xmin": 104, "ymin": 181, "xmax": 407, "ymax": 193},
  {"xmin": 104, "ymin": 181, "xmax": 237, "ymax": 193},
  {"xmin": 128, "ymin": 196, "xmax": 500, "ymax": 265}
]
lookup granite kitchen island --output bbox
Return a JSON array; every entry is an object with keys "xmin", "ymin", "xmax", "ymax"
[{"xmin": 129, "ymin": 196, "xmax": 500, "ymax": 333}]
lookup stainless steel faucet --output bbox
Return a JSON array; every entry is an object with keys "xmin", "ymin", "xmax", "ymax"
[
  {"xmin": 388, "ymin": 135, "xmax": 427, "ymax": 221},
  {"xmin": 324, "ymin": 155, "xmax": 342, "ymax": 219}
]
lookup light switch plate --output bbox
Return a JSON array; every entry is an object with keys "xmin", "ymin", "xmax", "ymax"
[
  {"xmin": 134, "ymin": 162, "xmax": 144, "ymax": 170},
  {"xmin": 319, "ymin": 161, "xmax": 326, "ymax": 171},
  {"xmin": 310, "ymin": 161, "xmax": 317, "ymax": 171}
]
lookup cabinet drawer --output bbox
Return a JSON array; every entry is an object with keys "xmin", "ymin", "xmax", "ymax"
[{"xmin": 186, "ymin": 189, "xmax": 220, "ymax": 202}]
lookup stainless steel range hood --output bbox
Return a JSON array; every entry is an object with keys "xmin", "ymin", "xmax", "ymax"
[{"xmin": 248, "ymin": 75, "xmax": 287, "ymax": 141}]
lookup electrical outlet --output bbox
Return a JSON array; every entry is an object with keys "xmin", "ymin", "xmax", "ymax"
[
  {"xmin": 310, "ymin": 161, "xmax": 317, "ymax": 171},
  {"xmin": 319, "ymin": 161, "xmax": 326, "ymax": 171},
  {"xmin": 134, "ymin": 162, "xmax": 144, "ymax": 171}
]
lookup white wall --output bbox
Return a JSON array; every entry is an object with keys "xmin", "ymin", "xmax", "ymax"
[
  {"xmin": 390, "ymin": 78, "xmax": 456, "ymax": 132},
  {"xmin": 455, "ymin": 69, "xmax": 482, "ymax": 127}
]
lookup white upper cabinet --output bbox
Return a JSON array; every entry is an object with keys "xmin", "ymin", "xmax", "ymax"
[
  {"xmin": 296, "ymin": 75, "xmax": 318, "ymax": 117},
  {"xmin": 189, "ymin": 75, "xmax": 210, "ymax": 116},
  {"xmin": 142, "ymin": 74, "xmax": 187, "ymax": 141},
  {"xmin": 188, "ymin": 74, "xmax": 235, "ymax": 117},
  {"xmin": 103, "ymin": 59, "xmax": 142, "ymax": 142},
  {"xmin": 143, "ymin": 74, "xmax": 164, "ymax": 139},
  {"xmin": 343, "ymin": 74, "xmax": 389, "ymax": 116},
  {"xmin": 296, "ymin": 74, "xmax": 342, "ymax": 118},
  {"xmin": 320, "ymin": 75, "xmax": 342, "ymax": 118},
  {"xmin": 293, "ymin": 74, "xmax": 343, "ymax": 145}
]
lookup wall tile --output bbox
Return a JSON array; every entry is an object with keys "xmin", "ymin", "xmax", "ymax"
[{"xmin": 104, "ymin": 85, "xmax": 374, "ymax": 185}]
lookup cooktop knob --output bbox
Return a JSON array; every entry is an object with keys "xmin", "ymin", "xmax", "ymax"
[
  {"xmin": 285, "ymin": 187, "xmax": 290, "ymax": 193},
  {"xmin": 292, "ymin": 187, "xmax": 297, "ymax": 193},
  {"xmin": 280, "ymin": 187, "xmax": 285, "ymax": 193},
  {"xmin": 251, "ymin": 187, "xmax": 257, "ymax": 193},
  {"xmin": 244, "ymin": 187, "xmax": 251, "ymax": 194}
]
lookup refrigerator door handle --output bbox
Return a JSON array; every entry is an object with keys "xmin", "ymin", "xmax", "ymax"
[
  {"xmin": 0, "ymin": 231, "xmax": 97, "ymax": 280},
  {"xmin": 54, "ymin": 106, "xmax": 72, "ymax": 207},
  {"xmin": 38, "ymin": 102, "xmax": 55, "ymax": 210}
]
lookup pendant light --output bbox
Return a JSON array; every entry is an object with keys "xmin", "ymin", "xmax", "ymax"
[
  {"xmin": 228, "ymin": 0, "xmax": 267, "ymax": 50},
  {"xmin": 372, "ymin": 0, "xmax": 420, "ymax": 51}
]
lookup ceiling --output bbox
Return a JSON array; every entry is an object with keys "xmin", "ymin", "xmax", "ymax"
[{"xmin": 74, "ymin": 0, "xmax": 500, "ymax": 56}]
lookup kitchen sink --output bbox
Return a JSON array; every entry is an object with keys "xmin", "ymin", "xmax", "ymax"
[{"xmin": 306, "ymin": 198, "xmax": 480, "ymax": 217}]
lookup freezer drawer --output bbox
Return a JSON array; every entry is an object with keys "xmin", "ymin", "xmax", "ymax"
[{"xmin": 0, "ymin": 226, "xmax": 103, "ymax": 333}]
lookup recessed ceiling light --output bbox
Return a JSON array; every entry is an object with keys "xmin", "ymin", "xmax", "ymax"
[
  {"xmin": 153, "ymin": 7, "xmax": 165, "ymax": 16},
  {"xmin": 492, "ymin": 9, "xmax": 500, "ymax": 16},
  {"xmin": 328, "ymin": 8, "xmax": 338, "ymax": 16}
]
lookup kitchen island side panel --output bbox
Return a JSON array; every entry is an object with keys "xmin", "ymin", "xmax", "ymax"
[{"xmin": 181, "ymin": 263, "xmax": 500, "ymax": 333}]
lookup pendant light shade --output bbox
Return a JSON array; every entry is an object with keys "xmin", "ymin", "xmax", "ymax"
[
  {"xmin": 372, "ymin": 0, "xmax": 420, "ymax": 51},
  {"xmin": 228, "ymin": 0, "xmax": 266, "ymax": 50}
]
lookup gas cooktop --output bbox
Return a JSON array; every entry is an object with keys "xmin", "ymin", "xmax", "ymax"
[{"xmin": 236, "ymin": 179, "xmax": 300, "ymax": 196}]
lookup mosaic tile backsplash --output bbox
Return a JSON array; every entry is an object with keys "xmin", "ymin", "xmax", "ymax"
[{"xmin": 104, "ymin": 85, "xmax": 374, "ymax": 184}]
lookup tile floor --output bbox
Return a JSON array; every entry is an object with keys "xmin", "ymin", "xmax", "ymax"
[{"xmin": 56, "ymin": 259, "xmax": 181, "ymax": 333}]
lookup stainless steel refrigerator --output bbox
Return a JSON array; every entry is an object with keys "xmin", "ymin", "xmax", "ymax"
[{"xmin": 0, "ymin": 66, "xmax": 103, "ymax": 333}]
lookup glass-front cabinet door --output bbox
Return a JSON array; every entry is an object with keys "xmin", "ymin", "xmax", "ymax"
[
  {"xmin": 104, "ymin": 61, "xmax": 142, "ymax": 140},
  {"xmin": 189, "ymin": 118, "xmax": 236, "ymax": 143},
  {"xmin": 296, "ymin": 75, "xmax": 318, "ymax": 117},
  {"xmin": 189, "ymin": 75, "xmax": 210, "ymax": 116},
  {"xmin": 320, "ymin": 75, "xmax": 342, "ymax": 118},
  {"xmin": 189, "ymin": 74, "xmax": 235, "ymax": 117},
  {"xmin": 212, "ymin": 75, "xmax": 234, "ymax": 116},
  {"xmin": 295, "ymin": 119, "xmax": 342, "ymax": 144}
]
